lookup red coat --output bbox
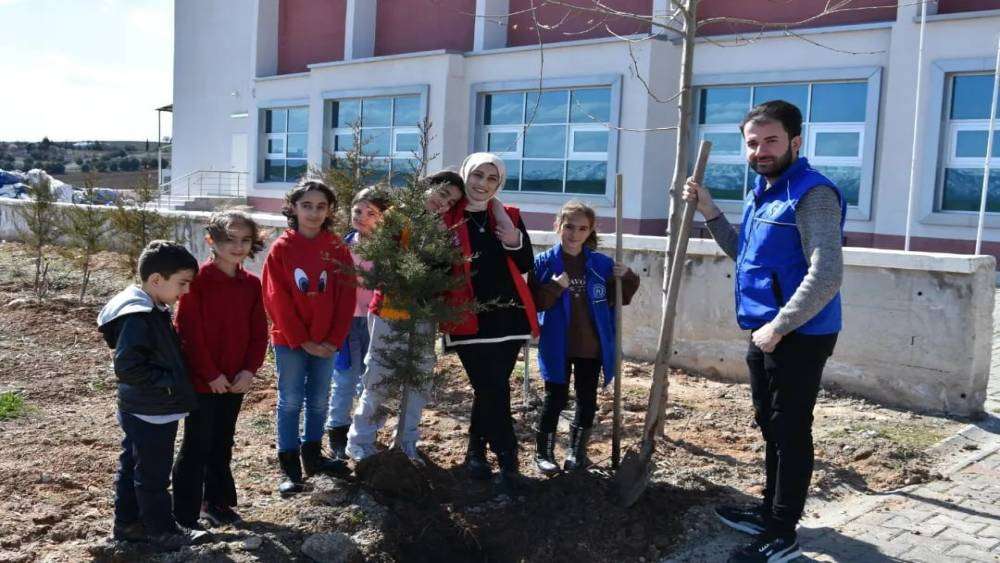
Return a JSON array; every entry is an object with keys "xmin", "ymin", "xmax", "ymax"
[
  {"xmin": 442, "ymin": 201, "xmax": 540, "ymax": 338},
  {"xmin": 261, "ymin": 229, "xmax": 356, "ymax": 350},
  {"xmin": 175, "ymin": 261, "xmax": 269, "ymax": 393}
]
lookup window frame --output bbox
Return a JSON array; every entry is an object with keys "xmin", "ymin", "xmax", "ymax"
[
  {"xmin": 258, "ymin": 104, "xmax": 310, "ymax": 184},
  {"xmin": 692, "ymin": 67, "xmax": 882, "ymax": 222},
  {"xmin": 935, "ymin": 70, "xmax": 1000, "ymax": 215},
  {"xmin": 469, "ymin": 75, "xmax": 622, "ymax": 205},
  {"xmin": 321, "ymin": 85, "xmax": 430, "ymax": 185}
]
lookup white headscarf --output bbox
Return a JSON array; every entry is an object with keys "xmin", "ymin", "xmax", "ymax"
[{"xmin": 459, "ymin": 152, "xmax": 507, "ymax": 212}]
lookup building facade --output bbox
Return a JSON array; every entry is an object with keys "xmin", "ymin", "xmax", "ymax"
[{"xmin": 172, "ymin": 0, "xmax": 1000, "ymax": 256}]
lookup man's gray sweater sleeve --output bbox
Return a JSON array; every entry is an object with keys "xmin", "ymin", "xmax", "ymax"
[
  {"xmin": 704, "ymin": 213, "xmax": 739, "ymax": 260},
  {"xmin": 771, "ymin": 186, "xmax": 843, "ymax": 334}
]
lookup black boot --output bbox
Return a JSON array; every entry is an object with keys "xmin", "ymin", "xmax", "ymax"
[
  {"xmin": 277, "ymin": 450, "xmax": 305, "ymax": 496},
  {"xmin": 301, "ymin": 441, "xmax": 347, "ymax": 476},
  {"xmin": 327, "ymin": 425, "xmax": 350, "ymax": 461},
  {"xmin": 563, "ymin": 424, "xmax": 592, "ymax": 471},
  {"xmin": 465, "ymin": 433, "xmax": 492, "ymax": 481},
  {"xmin": 495, "ymin": 448, "xmax": 523, "ymax": 495},
  {"xmin": 534, "ymin": 431, "xmax": 560, "ymax": 476}
]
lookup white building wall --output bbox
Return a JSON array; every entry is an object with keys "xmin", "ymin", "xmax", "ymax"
[
  {"xmin": 875, "ymin": 2, "xmax": 1000, "ymax": 243},
  {"xmin": 172, "ymin": 0, "xmax": 257, "ymax": 188}
]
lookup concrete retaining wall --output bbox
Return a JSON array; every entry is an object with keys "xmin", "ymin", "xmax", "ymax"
[{"xmin": 1, "ymin": 198, "xmax": 993, "ymax": 415}]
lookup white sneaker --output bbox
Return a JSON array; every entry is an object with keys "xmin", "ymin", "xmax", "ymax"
[
  {"xmin": 345, "ymin": 441, "xmax": 379, "ymax": 462},
  {"xmin": 400, "ymin": 442, "xmax": 425, "ymax": 466}
]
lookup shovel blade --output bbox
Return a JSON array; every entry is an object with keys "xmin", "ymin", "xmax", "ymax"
[{"xmin": 614, "ymin": 447, "xmax": 653, "ymax": 508}]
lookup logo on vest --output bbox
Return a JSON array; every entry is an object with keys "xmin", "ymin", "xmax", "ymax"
[{"xmin": 591, "ymin": 284, "xmax": 606, "ymax": 300}]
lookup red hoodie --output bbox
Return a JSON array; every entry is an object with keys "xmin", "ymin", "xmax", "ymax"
[
  {"xmin": 174, "ymin": 261, "xmax": 269, "ymax": 393},
  {"xmin": 261, "ymin": 229, "xmax": 356, "ymax": 350}
]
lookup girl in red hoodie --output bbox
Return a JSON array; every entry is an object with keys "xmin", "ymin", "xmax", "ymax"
[
  {"xmin": 262, "ymin": 179, "xmax": 356, "ymax": 495},
  {"xmin": 172, "ymin": 209, "xmax": 268, "ymax": 529}
]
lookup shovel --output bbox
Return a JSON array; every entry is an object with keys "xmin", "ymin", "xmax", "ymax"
[{"xmin": 615, "ymin": 140, "xmax": 712, "ymax": 507}]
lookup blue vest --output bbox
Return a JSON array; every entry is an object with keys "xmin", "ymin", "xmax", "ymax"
[
  {"xmin": 735, "ymin": 157, "xmax": 845, "ymax": 335},
  {"xmin": 534, "ymin": 245, "xmax": 617, "ymax": 386}
]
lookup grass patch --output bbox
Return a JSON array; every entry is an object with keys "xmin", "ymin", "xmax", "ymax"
[
  {"xmin": 824, "ymin": 422, "xmax": 946, "ymax": 453},
  {"xmin": 0, "ymin": 391, "xmax": 28, "ymax": 420}
]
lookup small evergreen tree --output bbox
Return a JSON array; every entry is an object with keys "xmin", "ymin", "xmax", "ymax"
[
  {"xmin": 63, "ymin": 176, "xmax": 109, "ymax": 302},
  {"xmin": 349, "ymin": 120, "xmax": 477, "ymax": 450},
  {"xmin": 110, "ymin": 175, "xmax": 181, "ymax": 278},
  {"xmin": 319, "ymin": 120, "xmax": 375, "ymax": 233},
  {"xmin": 15, "ymin": 177, "xmax": 61, "ymax": 297}
]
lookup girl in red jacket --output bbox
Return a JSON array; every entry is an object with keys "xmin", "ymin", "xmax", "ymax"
[
  {"xmin": 172, "ymin": 209, "xmax": 268, "ymax": 528},
  {"xmin": 262, "ymin": 179, "xmax": 356, "ymax": 495}
]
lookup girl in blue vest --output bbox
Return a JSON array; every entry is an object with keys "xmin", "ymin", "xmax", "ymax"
[{"xmin": 529, "ymin": 201, "xmax": 639, "ymax": 474}]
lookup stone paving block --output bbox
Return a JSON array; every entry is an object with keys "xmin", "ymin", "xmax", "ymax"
[
  {"xmin": 924, "ymin": 514, "xmax": 988, "ymax": 536},
  {"xmin": 945, "ymin": 544, "xmax": 1000, "ymax": 562},
  {"xmin": 892, "ymin": 532, "xmax": 957, "ymax": 555},
  {"xmin": 934, "ymin": 528, "xmax": 1000, "ymax": 551},
  {"xmin": 976, "ymin": 525, "xmax": 1000, "ymax": 539},
  {"xmin": 900, "ymin": 546, "xmax": 965, "ymax": 563}
]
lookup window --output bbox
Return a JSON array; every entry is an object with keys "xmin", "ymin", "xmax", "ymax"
[
  {"xmin": 329, "ymin": 95, "xmax": 422, "ymax": 186},
  {"xmin": 696, "ymin": 81, "xmax": 869, "ymax": 206},
  {"xmin": 476, "ymin": 86, "xmax": 612, "ymax": 194},
  {"xmin": 262, "ymin": 107, "xmax": 308, "ymax": 182},
  {"xmin": 939, "ymin": 73, "xmax": 1000, "ymax": 213}
]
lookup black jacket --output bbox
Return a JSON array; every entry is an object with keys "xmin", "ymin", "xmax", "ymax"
[{"xmin": 97, "ymin": 286, "xmax": 198, "ymax": 415}]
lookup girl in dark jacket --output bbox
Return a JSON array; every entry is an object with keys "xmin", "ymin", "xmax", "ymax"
[{"xmin": 442, "ymin": 153, "xmax": 538, "ymax": 492}]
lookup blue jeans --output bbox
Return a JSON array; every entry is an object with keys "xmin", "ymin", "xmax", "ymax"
[
  {"xmin": 274, "ymin": 345, "xmax": 335, "ymax": 452},
  {"xmin": 114, "ymin": 412, "xmax": 179, "ymax": 534},
  {"xmin": 327, "ymin": 316, "xmax": 370, "ymax": 429}
]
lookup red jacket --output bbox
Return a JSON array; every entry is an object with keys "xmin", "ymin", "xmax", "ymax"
[
  {"xmin": 175, "ymin": 261, "xmax": 269, "ymax": 393},
  {"xmin": 442, "ymin": 201, "xmax": 540, "ymax": 338},
  {"xmin": 261, "ymin": 229, "xmax": 356, "ymax": 349}
]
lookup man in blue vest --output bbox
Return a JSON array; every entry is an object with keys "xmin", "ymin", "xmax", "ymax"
[{"xmin": 683, "ymin": 100, "xmax": 845, "ymax": 563}]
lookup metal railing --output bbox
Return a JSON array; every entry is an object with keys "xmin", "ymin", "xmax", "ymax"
[{"xmin": 157, "ymin": 170, "xmax": 248, "ymax": 208}]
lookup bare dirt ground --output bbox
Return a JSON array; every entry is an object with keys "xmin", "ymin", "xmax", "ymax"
[{"xmin": 0, "ymin": 241, "xmax": 965, "ymax": 562}]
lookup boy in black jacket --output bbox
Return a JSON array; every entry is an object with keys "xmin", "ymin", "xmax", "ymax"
[{"xmin": 97, "ymin": 240, "xmax": 208, "ymax": 549}]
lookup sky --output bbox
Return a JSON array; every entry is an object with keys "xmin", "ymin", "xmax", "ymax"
[{"xmin": 0, "ymin": 0, "xmax": 173, "ymax": 142}]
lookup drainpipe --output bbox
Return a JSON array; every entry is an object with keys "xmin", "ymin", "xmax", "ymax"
[
  {"xmin": 903, "ymin": 0, "xmax": 928, "ymax": 252},
  {"xmin": 974, "ymin": 36, "xmax": 1000, "ymax": 255}
]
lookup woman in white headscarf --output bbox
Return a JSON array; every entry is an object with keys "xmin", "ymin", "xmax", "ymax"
[{"xmin": 441, "ymin": 152, "xmax": 539, "ymax": 493}]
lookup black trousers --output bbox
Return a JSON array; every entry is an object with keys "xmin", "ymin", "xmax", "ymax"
[
  {"xmin": 538, "ymin": 357, "xmax": 601, "ymax": 433},
  {"xmin": 455, "ymin": 340, "xmax": 524, "ymax": 457},
  {"xmin": 172, "ymin": 392, "xmax": 244, "ymax": 525},
  {"xmin": 114, "ymin": 412, "xmax": 179, "ymax": 534},
  {"xmin": 747, "ymin": 331, "xmax": 837, "ymax": 537}
]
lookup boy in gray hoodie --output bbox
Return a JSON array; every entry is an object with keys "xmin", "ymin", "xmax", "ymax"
[{"xmin": 97, "ymin": 240, "xmax": 208, "ymax": 549}]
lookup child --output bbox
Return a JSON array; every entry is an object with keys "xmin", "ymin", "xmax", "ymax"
[
  {"xmin": 97, "ymin": 240, "xmax": 209, "ymax": 549},
  {"xmin": 326, "ymin": 187, "xmax": 390, "ymax": 461},
  {"xmin": 262, "ymin": 179, "xmax": 356, "ymax": 494},
  {"xmin": 171, "ymin": 210, "xmax": 268, "ymax": 528},
  {"xmin": 344, "ymin": 171, "xmax": 465, "ymax": 463},
  {"xmin": 529, "ymin": 201, "xmax": 639, "ymax": 474}
]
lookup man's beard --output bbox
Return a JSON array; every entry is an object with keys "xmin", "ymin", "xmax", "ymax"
[{"xmin": 749, "ymin": 145, "xmax": 795, "ymax": 178}]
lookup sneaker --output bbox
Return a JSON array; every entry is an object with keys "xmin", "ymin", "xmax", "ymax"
[
  {"xmin": 727, "ymin": 534, "xmax": 801, "ymax": 563},
  {"xmin": 148, "ymin": 526, "xmax": 211, "ymax": 550},
  {"xmin": 201, "ymin": 504, "xmax": 242, "ymax": 527},
  {"xmin": 345, "ymin": 441, "xmax": 379, "ymax": 462},
  {"xmin": 715, "ymin": 504, "xmax": 768, "ymax": 536},
  {"xmin": 111, "ymin": 521, "xmax": 146, "ymax": 542},
  {"xmin": 400, "ymin": 442, "xmax": 425, "ymax": 466}
]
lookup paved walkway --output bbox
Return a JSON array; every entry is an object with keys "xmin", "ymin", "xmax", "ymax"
[{"xmin": 797, "ymin": 291, "xmax": 1000, "ymax": 562}]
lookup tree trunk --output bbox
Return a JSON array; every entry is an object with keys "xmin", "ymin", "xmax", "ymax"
[{"xmin": 655, "ymin": 0, "xmax": 698, "ymax": 436}]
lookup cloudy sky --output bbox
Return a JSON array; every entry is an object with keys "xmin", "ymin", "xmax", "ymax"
[{"xmin": 0, "ymin": 0, "xmax": 173, "ymax": 142}]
